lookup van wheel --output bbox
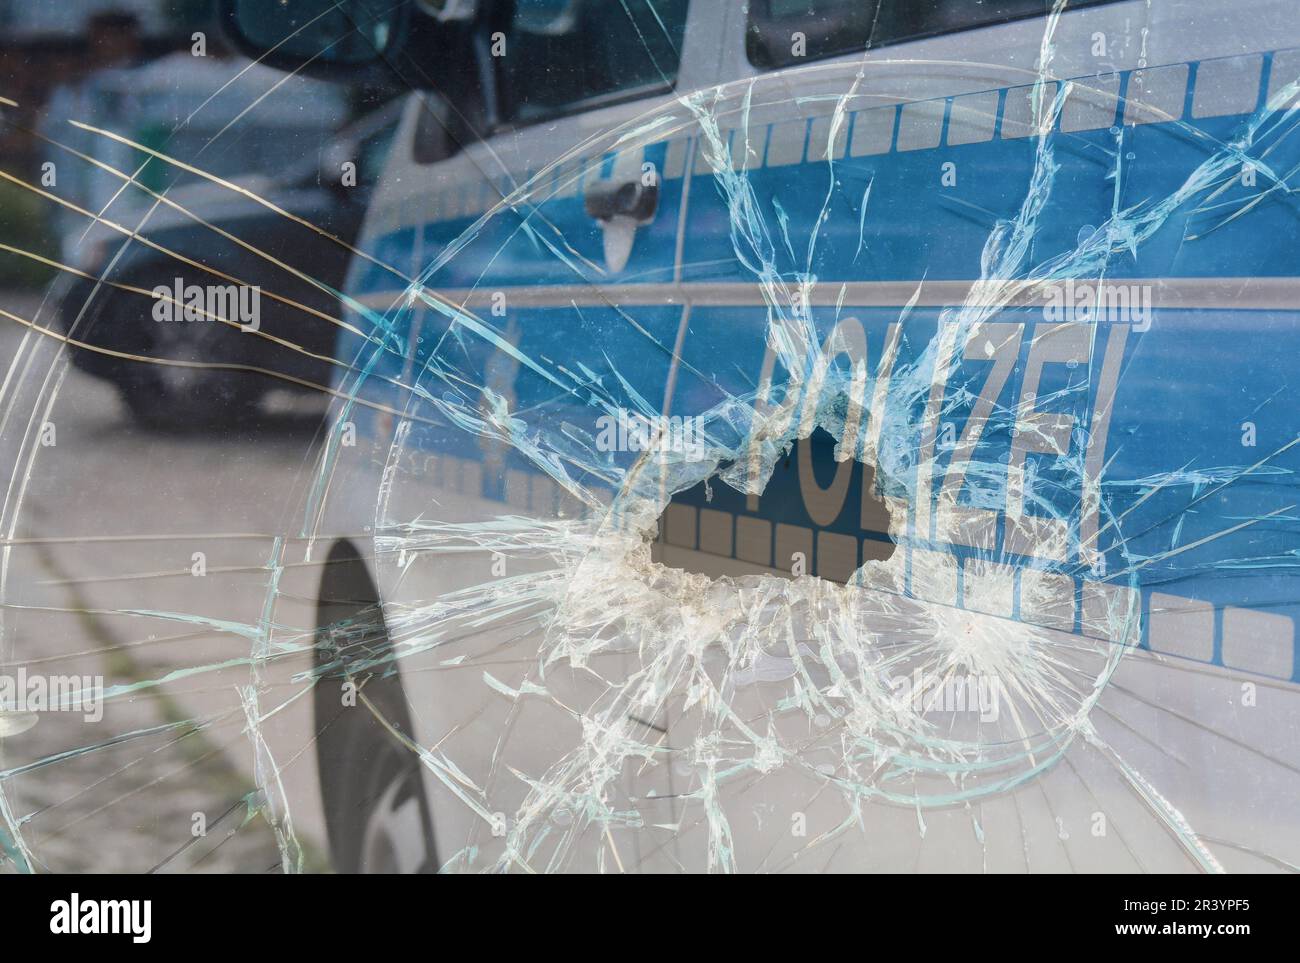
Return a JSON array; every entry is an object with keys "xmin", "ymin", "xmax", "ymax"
[
  {"xmin": 119, "ymin": 367, "xmax": 264, "ymax": 431},
  {"xmin": 118, "ymin": 287, "xmax": 265, "ymax": 430},
  {"xmin": 320, "ymin": 679, "xmax": 437, "ymax": 874},
  {"xmin": 358, "ymin": 747, "xmax": 432, "ymax": 873},
  {"xmin": 314, "ymin": 539, "xmax": 438, "ymax": 873}
]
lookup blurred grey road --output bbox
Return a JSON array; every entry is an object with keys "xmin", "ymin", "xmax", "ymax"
[{"xmin": 0, "ymin": 287, "xmax": 332, "ymax": 872}]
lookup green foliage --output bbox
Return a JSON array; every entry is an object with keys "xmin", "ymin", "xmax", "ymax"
[{"xmin": 0, "ymin": 177, "xmax": 59, "ymax": 289}]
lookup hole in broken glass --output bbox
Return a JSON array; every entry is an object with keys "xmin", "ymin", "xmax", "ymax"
[{"xmin": 649, "ymin": 426, "xmax": 897, "ymax": 584}]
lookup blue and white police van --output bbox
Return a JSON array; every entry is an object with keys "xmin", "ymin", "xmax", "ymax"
[{"xmin": 222, "ymin": 0, "xmax": 1300, "ymax": 872}]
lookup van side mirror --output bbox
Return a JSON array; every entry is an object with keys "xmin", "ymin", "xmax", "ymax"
[{"xmin": 220, "ymin": 0, "xmax": 410, "ymax": 77}]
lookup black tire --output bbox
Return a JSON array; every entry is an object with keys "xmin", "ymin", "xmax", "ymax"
[
  {"xmin": 111, "ymin": 273, "xmax": 267, "ymax": 431},
  {"xmin": 314, "ymin": 539, "xmax": 438, "ymax": 874},
  {"xmin": 119, "ymin": 366, "xmax": 265, "ymax": 432}
]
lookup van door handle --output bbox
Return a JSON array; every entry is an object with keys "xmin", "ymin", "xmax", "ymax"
[{"xmin": 585, "ymin": 178, "xmax": 658, "ymax": 223}]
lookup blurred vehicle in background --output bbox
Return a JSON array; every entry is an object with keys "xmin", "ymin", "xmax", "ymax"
[
  {"xmin": 50, "ymin": 97, "xmax": 399, "ymax": 429},
  {"xmin": 42, "ymin": 31, "xmax": 351, "ymax": 250}
]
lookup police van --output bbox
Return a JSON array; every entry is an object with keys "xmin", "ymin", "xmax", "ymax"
[{"xmin": 222, "ymin": 0, "xmax": 1300, "ymax": 872}]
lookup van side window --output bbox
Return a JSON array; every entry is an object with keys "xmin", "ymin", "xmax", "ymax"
[
  {"xmin": 747, "ymin": 0, "xmax": 1122, "ymax": 69},
  {"xmin": 496, "ymin": 0, "xmax": 690, "ymax": 125}
]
